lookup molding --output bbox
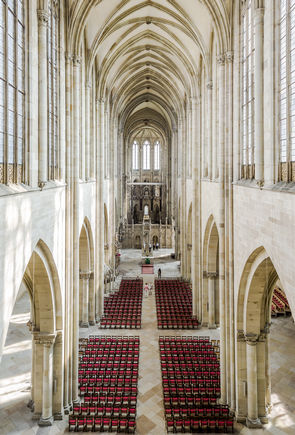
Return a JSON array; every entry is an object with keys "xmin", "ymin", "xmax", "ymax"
[
  {"xmin": 33, "ymin": 333, "xmax": 56, "ymax": 347},
  {"xmin": 217, "ymin": 54, "xmax": 225, "ymax": 65},
  {"xmin": 79, "ymin": 271, "xmax": 92, "ymax": 280},
  {"xmin": 207, "ymin": 272, "xmax": 218, "ymax": 279},
  {"xmin": 206, "ymin": 81, "xmax": 213, "ymax": 90},
  {"xmin": 37, "ymin": 9, "xmax": 49, "ymax": 25},
  {"xmin": 72, "ymin": 55, "xmax": 81, "ymax": 67},
  {"xmin": 226, "ymin": 51, "xmax": 234, "ymax": 63},
  {"xmin": 245, "ymin": 333, "xmax": 259, "ymax": 345}
]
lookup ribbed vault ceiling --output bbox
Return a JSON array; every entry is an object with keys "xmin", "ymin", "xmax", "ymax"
[{"xmin": 69, "ymin": 0, "xmax": 230, "ymax": 150}]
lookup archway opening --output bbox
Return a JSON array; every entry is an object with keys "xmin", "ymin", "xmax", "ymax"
[
  {"xmin": 236, "ymin": 247, "xmax": 295, "ymax": 429},
  {"xmin": 0, "ymin": 244, "xmax": 63, "ymax": 426}
]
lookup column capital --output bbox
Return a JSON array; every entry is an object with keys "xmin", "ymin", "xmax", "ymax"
[
  {"xmin": 226, "ymin": 51, "xmax": 234, "ymax": 63},
  {"xmin": 55, "ymin": 330, "xmax": 63, "ymax": 344},
  {"xmin": 37, "ymin": 9, "xmax": 49, "ymax": 25},
  {"xmin": 245, "ymin": 333, "xmax": 259, "ymax": 346},
  {"xmin": 237, "ymin": 330, "xmax": 246, "ymax": 342},
  {"xmin": 206, "ymin": 81, "xmax": 213, "ymax": 90},
  {"xmin": 33, "ymin": 333, "xmax": 56, "ymax": 347},
  {"xmin": 27, "ymin": 320, "xmax": 36, "ymax": 332},
  {"xmin": 207, "ymin": 272, "xmax": 218, "ymax": 279},
  {"xmin": 65, "ymin": 52, "xmax": 73, "ymax": 62},
  {"xmin": 217, "ymin": 54, "xmax": 225, "ymax": 65},
  {"xmin": 72, "ymin": 55, "xmax": 81, "ymax": 67},
  {"xmin": 97, "ymin": 98, "xmax": 105, "ymax": 105},
  {"xmin": 79, "ymin": 271, "xmax": 93, "ymax": 281}
]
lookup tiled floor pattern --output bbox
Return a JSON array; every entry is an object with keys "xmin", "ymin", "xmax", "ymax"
[{"xmin": 0, "ymin": 249, "xmax": 295, "ymax": 434}]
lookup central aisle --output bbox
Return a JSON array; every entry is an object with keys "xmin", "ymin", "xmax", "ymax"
[{"xmin": 81, "ymin": 249, "xmax": 220, "ymax": 434}]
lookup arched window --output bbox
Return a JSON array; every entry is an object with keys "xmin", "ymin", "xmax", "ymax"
[
  {"xmin": 279, "ymin": 0, "xmax": 295, "ymax": 181},
  {"xmin": 48, "ymin": 0, "xmax": 59, "ymax": 180},
  {"xmin": 241, "ymin": 0, "xmax": 255, "ymax": 177},
  {"xmin": 143, "ymin": 140, "xmax": 150, "ymax": 170},
  {"xmin": 154, "ymin": 141, "xmax": 160, "ymax": 170},
  {"xmin": 0, "ymin": 0, "xmax": 25, "ymax": 184},
  {"xmin": 132, "ymin": 141, "xmax": 139, "ymax": 170}
]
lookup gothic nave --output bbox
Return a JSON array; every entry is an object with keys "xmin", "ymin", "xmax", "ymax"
[{"xmin": 1, "ymin": 1, "xmax": 295, "ymax": 434}]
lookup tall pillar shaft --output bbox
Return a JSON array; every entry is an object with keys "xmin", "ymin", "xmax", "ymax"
[
  {"xmin": 207, "ymin": 82, "xmax": 213, "ymax": 179},
  {"xmin": 96, "ymin": 99, "xmax": 105, "ymax": 320},
  {"xmin": 246, "ymin": 335, "xmax": 262, "ymax": 428},
  {"xmin": 37, "ymin": 8, "xmax": 49, "ymax": 186},
  {"xmin": 254, "ymin": 6, "xmax": 265, "ymax": 184},
  {"xmin": 80, "ymin": 271, "xmax": 91, "ymax": 327},
  {"xmin": 208, "ymin": 273, "xmax": 216, "ymax": 329},
  {"xmin": 72, "ymin": 56, "xmax": 81, "ymax": 403},
  {"xmin": 191, "ymin": 97, "xmax": 201, "ymax": 317},
  {"xmin": 64, "ymin": 52, "xmax": 73, "ymax": 412},
  {"xmin": 217, "ymin": 53, "xmax": 226, "ymax": 403},
  {"xmin": 38, "ymin": 334, "xmax": 55, "ymax": 426},
  {"xmin": 85, "ymin": 84, "xmax": 91, "ymax": 180}
]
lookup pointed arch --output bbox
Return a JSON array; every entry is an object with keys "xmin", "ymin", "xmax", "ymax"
[{"xmin": 235, "ymin": 246, "xmax": 289, "ymax": 425}]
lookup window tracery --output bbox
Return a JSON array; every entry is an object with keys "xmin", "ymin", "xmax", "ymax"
[
  {"xmin": 279, "ymin": 0, "xmax": 295, "ymax": 181},
  {"xmin": 241, "ymin": 0, "xmax": 255, "ymax": 178},
  {"xmin": 47, "ymin": 0, "xmax": 59, "ymax": 180},
  {"xmin": 0, "ymin": 0, "xmax": 25, "ymax": 184}
]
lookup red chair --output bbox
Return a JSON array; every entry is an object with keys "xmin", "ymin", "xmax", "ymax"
[
  {"xmin": 69, "ymin": 416, "xmax": 77, "ymax": 431},
  {"xmin": 86, "ymin": 417, "xmax": 94, "ymax": 431}
]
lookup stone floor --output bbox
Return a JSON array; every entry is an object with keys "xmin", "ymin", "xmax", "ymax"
[{"xmin": 0, "ymin": 249, "xmax": 295, "ymax": 434}]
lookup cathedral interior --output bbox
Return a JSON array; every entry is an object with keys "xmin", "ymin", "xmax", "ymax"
[{"xmin": 0, "ymin": 1, "xmax": 295, "ymax": 434}]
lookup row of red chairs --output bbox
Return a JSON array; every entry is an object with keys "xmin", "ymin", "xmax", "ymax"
[
  {"xmin": 72, "ymin": 404, "xmax": 136, "ymax": 418},
  {"xmin": 80, "ymin": 386, "xmax": 137, "ymax": 396},
  {"xmin": 69, "ymin": 417, "xmax": 135, "ymax": 432},
  {"xmin": 78, "ymin": 369, "xmax": 138, "ymax": 378},
  {"xmin": 79, "ymin": 376, "xmax": 138, "ymax": 386},
  {"xmin": 81, "ymin": 395, "xmax": 137, "ymax": 406},
  {"xmin": 163, "ymin": 378, "xmax": 220, "ymax": 388},
  {"xmin": 100, "ymin": 320, "xmax": 141, "ymax": 329},
  {"xmin": 164, "ymin": 396, "xmax": 220, "ymax": 407},
  {"xmin": 155, "ymin": 279, "xmax": 199, "ymax": 329},
  {"xmin": 166, "ymin": 418, "xmax": 233, "ymax": 433},
  {"xmin": 99, "ymin": 279, "xmax": 143, "ymax": 329},
  {"xmin": 165, "ymin": 405, "xmax": 229, "ymax": 418},
  {"xmin": 163, "ymin": 386, "xmax": 221, "ymax": 398}
]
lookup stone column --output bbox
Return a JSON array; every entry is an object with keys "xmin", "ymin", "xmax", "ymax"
[
  {"xmin": 53, "ymin": 330, "xmax": 63, "ymax": 420},
  {"xmin": 88, "ymin": 273, "xmax": 95, "ymax": 326},
  {"xmin": 207, "ymin": 272, "xmax": 217, "ymax": 329},
  {"xmin": 246, "ymin": 334, "xmax": 262, "ymax": 428},
  {"xmin": 207, "ymin": 81, "xmax": 213, "ymax": 180},
  {"xmin": 85, "ymin": 82, "xmax": 91, "ymax": 180},
  {"xmin": 64, "ymin": 51, "xmax": 73, "ymax": 413},
  {"xmin": 263, "ymin": 0, "xmax": 275, "ymax": 185},
  {"xmin": 257, "ymin": 331, "xmax": 267, "ymax": 423},
  {"xmin": 72, "ymin": 55, "xmax": 81, "ymax": 404},
  {"xmin": 26, "ymin": 321, "xmax": 35, "ymax": 411},
  {"xmin": 191, "ymin": 96, "xmax": 201, "ymax": 317},
  {"xmin": 217, "ymin": 53, "xmax": 226, "ymax": 404},
  {"xmin": 38, "ymin": 334, "xmax": 56, "ymax": 427},
  {"xmin": 80, "ymin": 271, "xmax": 92, "ymax": 327},
  {"xmin": 37, "ymin": 5, "xmax": 49, "ymax": 187},
  {"xmin": 32, "ymin": 333, "xmax": 43, "ymax": 420},
  {"xmin": 265, "ymin": 325, "xmax": 271, "ymax": 415},
  {"xmin": 96, "ymin": 99, "xmax": 105, "ymax": 320},
  {"xmin": 254, "ymin": 2, "xmax": 265, "ymax": 185}
]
